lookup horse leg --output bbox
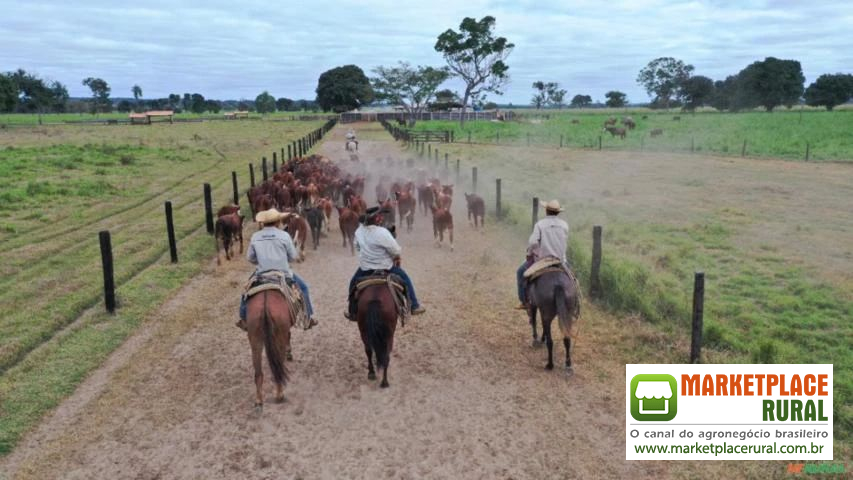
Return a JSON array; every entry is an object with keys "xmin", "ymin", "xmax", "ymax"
[
  {"xmin": 544, "ymin": 319, "xmax": 554, "ymax": 370},
  {"xmin": 380, "ymin": 363, "xmax": 389, "ymax": 389},
  {"xmin": 251, "ymin": 338, "xmax": 264, "ymax": 410},
  {"xmin": 341, "ymin": 228, "xmax": 347, "ymax": 248},
  {"xmin": 529, "ymin": 307, "xmax": 541, "ymax": 346},
  {"xmin": 449, "ymin": 227, "xmax": 454, "ymax": 252},
  {"xmin": 365, "ymin": 345, "xmax": 376, "ymax": 380},
  {"xmin": 564, "ymin": 337, "xmax": 573, "ymax": 375}
]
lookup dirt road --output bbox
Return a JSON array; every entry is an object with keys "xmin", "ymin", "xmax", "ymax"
[{"xmin": 1, "ymin": 126, "xmax": 666, "ymax": 479}]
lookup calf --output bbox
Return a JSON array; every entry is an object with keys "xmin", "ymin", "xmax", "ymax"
[
  {"xmin": 337, "ymin": 206, "xmax": 359, "ymax": 255},
  {"xmin": 430, "ymin": 205, "xmax": 454, "ymax": 251},
  {"xmin": 464, "ymin": 193, "xmax": 485, "ymax": 229},
  {"xmin": 214, "ymin": 211, "xmax": 244, "ymax": 265},
  {"xmin": 603, "ymin": 126, "xmax": 627, "ymax": 139},
  {"xmin": 284, "ymin": 213, "xmax": 309, "ymax": 261},
  {"xmin": 395, "ymin": 191, "xmax": 415, "ymax": 233}
]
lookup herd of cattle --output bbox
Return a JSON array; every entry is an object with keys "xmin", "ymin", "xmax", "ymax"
[
  {"xmin": 599, "ymin": 115, "xmax": 671, "ymax": 139},
  {"xmin": 214, "ymin": 154, "xmax": 487, "ymax": 262}
]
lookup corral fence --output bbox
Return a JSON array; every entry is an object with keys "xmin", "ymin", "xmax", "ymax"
[
  {"xmin": 380, "ymin": 120, "xmax": 707, "ymax": 364},
  {"xmin": 1, "ymin": 115, "xmax": 337, "ymax": 127},
  {"xmin": 340, "ymin": 110, "xmax": 512, "ymax": 124}
]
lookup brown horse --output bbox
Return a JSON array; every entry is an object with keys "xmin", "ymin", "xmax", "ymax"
[
  {"xmin": 246, "ymin": 290, "xmax": 292, "ymax": 410},
  {"xmin": 356, "ymin": 284, "xmax": 399, "ymax": 388},
  {"xmin": 464, "ymin": 193, "xmax": 485, "ymax": 229},
  {"xmin": 394, "ymin": 191, "xmax": 415, "ymax": 233}
]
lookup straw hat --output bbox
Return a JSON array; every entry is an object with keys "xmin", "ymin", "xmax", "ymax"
[
  {"xmin": 543, "ymin": 199, "xmax": 563, "ymax": 213},
  {"xmin": 255, "ymin": 208, "xmax": 288, "ymax": 224}
]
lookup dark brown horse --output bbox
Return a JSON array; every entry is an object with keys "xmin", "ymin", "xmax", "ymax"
[
  {"xmin": 246, "ymin": 290, "xmax": 292, "ymax": 410},
  {"xmin": 214, "ymin": 211, "xmax": 244, "ymax": 265},
  {"xmin": 464, "ymin": 193, "xmax": 485, "ymax": 229},
  {"xmin": 356, "ymin": 284, "xmax": 399, "ymax": 388},
  {"xmin": 526, "ymin": 269, "xmax": 580, "ymax": 374},
  {"xmin": 338, "ymin": 206, "xmax": 359, "ymax": 255}
]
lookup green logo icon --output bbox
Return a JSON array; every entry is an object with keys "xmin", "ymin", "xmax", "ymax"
[{"xmin": 630, "ymin": 374, "xmax": 678, "ymax": 421}]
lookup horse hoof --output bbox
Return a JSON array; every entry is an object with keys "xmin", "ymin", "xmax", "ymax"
[
  {"xmin": 368, "ymin": 372, "xmax": 376, "ymax": 381},
  {"xmin": 274, "ymin": 396, "xmax": 286, "ymax": 404},
  {"xmin": 254, "ymin": 403, "xmax": 263, "ymax": 415},
  {"xmin": 286, "ymin": 352, "xmax": 294, "ymax": 361},
  {"xmin": 545, "ymin": 363, "xmax": 554, "ymax": 370},
  {"xmin": 532, "ymin": 339, "xmax": 543, "ymax": 348},
  {"xmin": 380, "ymin": 381, "xmax": 389, "ymax": 388},
  {"xmin": 565, "ymin": 366, "xmax": 575, "ymax": 377}
]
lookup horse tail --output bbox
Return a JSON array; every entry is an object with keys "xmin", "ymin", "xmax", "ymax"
[
  {"xmin": 262, "ymin": 292, "xmax": 289, "ymax": 385},
  {"xmin": 555, "ymin": 285, "xmax": 571, "ymax": 337},
  {"xmin": 366, "ymin": 300, "xmax": 390, "ymax": 369}
]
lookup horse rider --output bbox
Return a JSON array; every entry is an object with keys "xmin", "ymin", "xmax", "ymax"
[
  {"xmin": 237, "ymin": 208, "xmax": 317, "ymax": 330},
  {"xmin": 344, "ymin": 207, "xmax": 426, "ymax": 319},
  {"xmin": 345, "ymin": 128, "xmax": 358, "ymax": 148},
  {"xmin": 515, "ymin": 199, "xmax": 569, "ymax": 309}
]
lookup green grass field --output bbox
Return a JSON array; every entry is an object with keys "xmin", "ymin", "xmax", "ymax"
[
  {"xmin": 412, "ymin": 109, "xmax": 853, "ymax": 161},
  {"xmin": 0, "ymin": 120, "xmax": 325, "ymax": 453},
  {"xmin": 396, "ymin": 131, "xmax": 853, "ymax": 445}
]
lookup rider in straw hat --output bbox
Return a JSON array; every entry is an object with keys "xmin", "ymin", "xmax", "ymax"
[
  {"xmin": 515, "ymin": 199, "xmax": 569, "ymax": 310},
  {"xmin": 237, "ymin": 208, "xmax": 317, "ymax": 330},
  {"xmin": 344, "ymin": 206, "xmax": 425, "ymax": 319}
]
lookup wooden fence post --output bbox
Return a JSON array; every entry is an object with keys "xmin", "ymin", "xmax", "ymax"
[
  {"xmin": 428, "ymin": 144, "xmax": 431, "ymax": 158},
  {"xmin": 287, "ymin": 144, "xmax": 292, "ymax": 161},
  {"xmin": 691, "ymin": 137, "xmax": 695, "ymax": 153},
  {"xmin": 455, "ymin": 158, "xmax": 460, "ymax": 181},
  {"xmin": 472, "ymin": 167, "xmax": 478, "ymax": 193},
  {"xmin": 495, "ymin": 178, "xmax": 502, "ymax": 219},
  {"xmin": 560, "ymin": 135, "xmax": 563, "ymax": 148},
  {"xmin": 445, "ymin": 153, "xmax": 449, "ymax": 170},
  {"xmin": 165, "ymin": 201, "xmax": 178, "ymax": 263},
  {"xmin": 805, "ymin": 142, "xmax": 810, "ymax": 161},
  {"xmin": 98, "ymin": 230, "xmax": 116, "ymax": 313},
  {"xmin": 231, "ymin": 171, "xmax": 239, "ymax": 205},
  {"xmin": 599, "ymin": 136, "xmax": 602, "ymax": 150},
  {"xmin": 262, "ymin": 157, "xmax": 268, "ymax": 181},
  {"xmin": 434, "ymin": 148, "xmax": 438, "ymax": 165},
  {"xmin": 591, "ymin": 225, "xmax": 603, "ymax": 297},
  {"xmin": 468, "ymin": 131, "xmax": 471, "ymax": 143},
  {"xmin": 690, "ymin": 272, "xmax": 705, "ymax": 363},
  {"xmin": 272, "ymin": 152, "xmax": 277, "ymax": 173},
  {"xmin": 527, "ymin": 132, "xmax": 530, "ymax": 146},
  {"xmin": 741, "ymin": 139, "xmax": 747, "ymax": 157},
  {"xmin": 204, "ymin": 183, "xmax": 214, "ymax": 234},
  {"xmin": 496, "ymin": 131, "xmax": 500, "ymax": 144},
  {"xmin": 281, "ymin": 148, "xmax": 284, "ymax": 163},
  {"xmin": 532, "ymin": 197, "xmax": 539, "ymax": 229}
]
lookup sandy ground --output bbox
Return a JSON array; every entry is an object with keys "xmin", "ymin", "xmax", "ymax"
[{"xmin": 1, "ymin": 127, "xmax": 668, "ymax": 479}]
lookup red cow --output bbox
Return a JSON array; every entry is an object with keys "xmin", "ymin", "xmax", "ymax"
[
  {"xmin": 430, "ymin": 205, "xmax": 454, "ymax": 251},
  {"xmin": 215, "ymin": 211, "xmax": 244, "ymax": 265},
  {"xmin": 394, "ymin": 191, "xmax": 415, "ymax": 233},
  {"xmin": 337, "ymin": 207, "xmax": 359, "ymax": 255}
]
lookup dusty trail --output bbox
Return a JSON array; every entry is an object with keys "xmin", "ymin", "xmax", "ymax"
[{"xmin": 1, "ymin": 125, "xmax": 664, "ymax": 479}]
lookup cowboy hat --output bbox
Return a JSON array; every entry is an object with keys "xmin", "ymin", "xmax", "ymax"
[
  {"xmin": 543, "ymin": 199, "xmax": 563, "ymax": 213},
  {"xmin": 255, "ymin": 208, "xmax": 289, "ymax": 224}
]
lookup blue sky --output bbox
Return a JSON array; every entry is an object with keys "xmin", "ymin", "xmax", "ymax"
[{"xmin": 2, "ymin": 0, "xmax": 852, "ymax": 104}]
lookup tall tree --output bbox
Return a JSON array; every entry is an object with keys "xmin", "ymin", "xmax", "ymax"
[
  {"xmin": 48, "ymin": 80, "xmax": 69, "ymax": 112},
  {"xmin": 372, "ymin": 62, "xmax": 450, "ymax": 126},
  {"xmin": 276, "ymin": 97, "xmax": 295, "ymax": 111},
  {"xmin": 168, "ymin": 93, "xmax": 181, "ymax": 110},
  {"xmin": 315, "ymin": 65, "xmax": 374, "ymax": 112},
  {"xmin": 82, "ymin": 77, "xmax": 111, "ymax": 114},
  {"xmin": 605, "ymin": 90, "xmax": 627, "ymax": 108},
  {"xmin": 804, "ymin": 73, "xmax": 853, "ymax": 111},
  {"xmin": 190, "ymin": 93, "xmax": 206, "ymax": 114},
  {"xmin": 0, "ymin": 73, "xmax": 15, "ymax": 113},
  {"xmin": 132, "ymin": 84, "xmax": 143, "ymax": 108},
  {"xmin": 182, "ymin": 93, "xmax": 192, "ymax": 112},
  {"xmin": 637, "ymin": 57, "xmax": 694, "ymax": 110},
  {"xmin": 434, "ymin": 15, "xmax": 514, "ymax": 126},
  {"xmin": 680, "ymin": 75, "xmax": 714, "ymax": 111},
  {"xmin": 736, "ymin": 57, "xmax": 805, "ymax": 111},
  {"xmin": 531, "ymin": 81, "xmax": 552, "ymax": 109},
  {"xmin": 255, "ymin": 91, "xmax": 276, "ymax": 114},
  {"xmin": 549, "ymin": 85, "xmax": 567, "ymax": 109},
  {"xmin": 570, "ymin": 94, "xmax": 592, "ymax": 108},
  {"xmin": 205, "ymin": 99, "xmax": 222, "ymax": 113}
]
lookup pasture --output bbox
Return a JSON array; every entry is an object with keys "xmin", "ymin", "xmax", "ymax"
[
  {"xmin": 0, "ymin": 120, "xmax": 324, "ymax": 453},
  {"xmin": 411, "ymin": 135, "xmax": 853, "ymax": 441},
  {"xmin": 413, "ymin": 109, "xmax": 853, "ymax": 161}
]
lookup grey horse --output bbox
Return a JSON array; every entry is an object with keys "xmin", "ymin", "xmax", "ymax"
[{"xmin": 526, "ymin": 270, "xmax": 581, "ymax": 373}]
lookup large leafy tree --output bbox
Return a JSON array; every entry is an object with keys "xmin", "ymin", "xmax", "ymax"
[
  {"xmin": 637, "ymin": 57, "xmax": 694, "ymax": 110},
  {"xmin": 0, "ymin": 74, "xmax": 16, "ymax": 112},
  {"xmin": 132, "ymin": 84, "xmax": 142, "ymax": 106},
  {"xmin": 168, "ymin": 93, "xmax": 181, "ymax": 110},
  {"xmin": 605, "ymin": 90, "xmax": 627, "ymax": 108},
  {"xmin": 680, "ymin": 75, "xmax": 714, "ymax": 111},
  {"xmin": 82, "ymin": 77, "xmax": 111, "ymax": 114},
  {"xmin": 570, "ymin": 94, "xmax": 592, "ymax": 108},
  {"xmin": 14, "ymin": 70, "xmax": 59, "ymax": 122},
  {"xmin": 276, "ymin": 97, "xmax": 294, "ymax": 111},
  {"xmin": 190, "ymin": 93, "xmax": 206, "ymax": 114},
  {"xmin": 736, "ymin": 57, "xmax": 804, "ymax": 111},
  {"xmin": 804, "ymin": 73, "xmax": 853, "ymax": 111},
  {"xmin": 315, "ymin": 65, "xmax": 374, "ymax": 112},
  {"xmin": 371, "ymin": 62, "xmax": 449, "ymax": 127},
  {"xmin": 205, "ymin": 99, "xmax": 222, "ymax": 113},
  {"xmin": 531, "ymin": 81, "xmax": 550, "ymax": 109},
  {"xmin": 435, "ymin": 15, "xmax": 514, "ymax": 126},
  {"xmin": 255, "ymin": 91, "xmax": 276, "ymax": 114},
  {"xmin": 549, "ymin": 85, "xmax": 567, "ymax": 109}
]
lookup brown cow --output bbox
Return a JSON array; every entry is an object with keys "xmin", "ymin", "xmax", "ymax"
[
  {"xmin": 318, "ymin": 197, "xmax": 334, "ymax": 232},
  {"xmin": 621, "ymin": 116, "xmax": 636, "ymax": 130},
  {"xmin": 394, "ymin": 191, "xmax": 415, "ymax": 233},
  {"xmin": 435, "ymin": 184, "xmax": 453, "ymax": 210},
  {"xmin": 215, "ymin": 211, "xmax": 244, "ymax": 265},
  {"xmin": 337, "ymin": 207, "xmax": 359, "ymax": 255},
  {"xmin": 430, "ymin": 205, "xmax": 454, "ymax": 251},
  {"xmin": 464, "ymin": 193, "xmax": 485, "ymax": 229},
  {"xmin": 650, "ymin": 128, "xmax": 664, "ymax": 137},
  {"xmin": 603, "ymin": 117, "xmax": 617, "ymax": 127},
  {"xmin": 603, "ymin": 126, "xmax": 626, "ymax": 139},
  {"xmin": 349, "ymin": 194, "xmax": 367, "ymax": 216},
  {"xmin": 417, "ymin": 184, "xmax": 433, "ymax": 216},
  {"xmin": 283, "ymin": 213, "xmax": 309, "ymax": 261}
]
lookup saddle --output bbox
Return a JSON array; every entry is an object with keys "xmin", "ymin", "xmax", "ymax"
[
  {"xmin": 523, "ymin": 257, "xmax": 567, "ymax": 281},
  {"xmin": 244, "ymin": 271, "xmax": 309, "ymax": 329},
  {"xmin": 352, "ymin": 271, "xmax": 410, "ymax": 324}
]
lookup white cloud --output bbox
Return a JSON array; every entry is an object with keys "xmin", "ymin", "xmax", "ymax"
[{"xmin": 1, "ymin": 0, "xmax": 851, "ymax": 103}]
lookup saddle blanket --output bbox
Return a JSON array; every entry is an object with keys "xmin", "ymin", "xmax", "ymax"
[
  {"xmin": 354, "ymin": 273, "xmax": 410, "ymax": 323},
  {"xmin": 244, "ymin": 271, "xmax": 309, "ymax": 330}
]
